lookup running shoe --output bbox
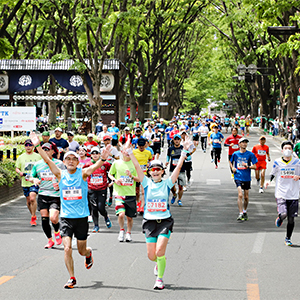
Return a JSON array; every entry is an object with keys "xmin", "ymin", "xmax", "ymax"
[
  {"xmin": 30, "ymin": 215, "xmax": 37, "ymax": 226},
  {"xmin": 88, "ymin": 215, "xmax": 93, "ymax": 223},
  {"xmin": 118, "ymin": 230, "xmax": 125, "ymax": 242},
  {"xmin": 259, "ymin": 188, "xmax": 264, "ymax": 193},
  {"xmin": 203, "ymin": 150, "xmax": 206, "ymax": 153},
  {"xmin": 285, "ymin": 238, "xmax": 293, "ymax": 246},
  {"xmin": 105, "ymin": 217, "xmax": 112, "ymax": 229},
  {"xmin": 44, "ymin": 238, "xmax": 55, "ymax": 249},
  {"xmin": 107, "ymin": 197, "xmax": 113, "ymax": 207},
  {"xmin": 237, "ymin": 214, "xmax": 244, "ymax": 221},
  {"xmin": 243, "ymin": 212, "xmax": 248, "ymax": 221},
  {"xmin": 211, "ymin": 159, "xmax": 214, "ymax": 163},
  {"xmin": 275, "ymin": 217, "xmax": 283, "ymax": 227},
  {"xmin": 171, "ymin": 195, "xmax": 176, "ymax": 204},
  {"xmin": 64, "ymin": 277, "xmax": 76, "ymax": 289},
  {"xmin": 217, "ymin": 159, "xmax": 220, "ymax": 163},
  {"xmin": 215, "ymin": 165, "xmax": 218, "ymax": 169},
  {"xmin": 85, "ymin": 247, "xmax": 93, "ymax": 269},
  {"xmin": 154, "ymin": 264, "xmax": 158, "ymax": 276},
  {"xmin": 153, "ymin": 279, "xmax": 165, "ymax": 290},
  {"xmin": 178, "ymin": 200, "xmax": 183, "ymax": 206},
  {"xmin": 183, "ymin": 186, "xmax": 187, "ymax": 191},
  {"xmin": 92, "ymin": 226, "xmax": 100, "ymax": 233},
  {"xmin": 54, "ymin": 230, "xmax": 62, "ymax": 245},
  {"xmin": 125, "ymin": 232, "xmax": 132, "ymax": 242}
]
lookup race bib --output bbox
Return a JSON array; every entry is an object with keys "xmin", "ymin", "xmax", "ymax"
[
  {"xmin": 147, "ymin": 199, "xmax": 167, "ymax": 212},
  {"xmin": 90, "ymin": 175, "xmax": 103, "ymax": 185},
  {"xmin": 120, "ymin": 175, "xmax": 134, "ymax": 186},
  {"xmin": 237, "ymin": 162, "xmax": 247, "ymax": 170},
  {"xmin": 258, "ymin": 150, "xmax": 266, "ymax": 156},
  {"xmin": 24, "ymin": 162, "xmax": 35, "ymax": 172},
  {"xmin": 172, "ymin": 158, "xmax": 179, "ymax": 166},
  {"xmin": 280, "ymin": 168, "xmax": 295, "ymax": 179},
  {"xmin": 40, "ymin": 170, "xmax": 55, "ymax": 181},
  {"xmin": 62, "ymin": 186, "xmax": 82, "ymax": 200},
  {"xmin": 213, "ymin": 139, "xmax": 219, "ymax": 143},
  {"xmin": 232, "ymin": 144, "xmax": 239, "ymax": 149}
]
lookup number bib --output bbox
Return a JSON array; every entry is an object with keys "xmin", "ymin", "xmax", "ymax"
[
  {"xmin": 40, "ymin": 170, "xmax": 55, "ymax": 181},
  {"xmin": 120, "ymin": 176, "xmax": 134, "ymax": 186},
  {"xmin": 258, "ymin": 150, "xmax": 266, "ymax": 156},
  {"xmin": 90, "ymin": 175, "xmax": 103, "ymax": 185},
  {"xmin": 213, "ymin": 139, "xmax": 219, "ymax": 143},
  {"xmin": 147, "ymin": 199, "xmax": 167, "ymax": 212},
  {"xmin": 237, "ymin": 162, "xmax": 247, "ymax": 170},
  {"xmin": 62, "ymin": 186, "xmax": 82, "ymax": 200},
  {"xmin": 232, "ymin": 144, "xmax": 239, "ymax": 149},
  {"xmin": 172, "ymin": 159, "xmax": 179, "ymax": 166},
  {"xmin": 280, "ymin": 168, "xmax": 295, "ymax": 179}
]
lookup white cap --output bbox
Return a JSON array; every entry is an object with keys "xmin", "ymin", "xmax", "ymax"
[
  {"xmin": 87, "ymin": 133, "xmax": 94, "ymax": 138},
  {"xmin": 124, "ymin": 127, "xmax": 130, "ymax": 131},
  {"xmin": 63, "ymin": 151, "xmax": 80, "ymax": 160},
  {"xmin": 180, "ymin": 125, "xmax": 186, "ymax": 130},
  {"xmin": 90, "ymin": 146, "xmax": 100, "ymax": 154},
  {"xmin": 111, "ymin": 120, "xmax": 115, "ymax": 124},
  {"xmin": 54, "ymin": 127, "xmax": 63, "ymax": 132}
]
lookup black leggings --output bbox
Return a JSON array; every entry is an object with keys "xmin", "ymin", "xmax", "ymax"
[
  {"xmin": 185, "ymin": 161, "xmax": 192, "ymax": 182},
  {"xmin": 88, "ymin": 189, "xmax": 108, "ymax": 226},
  {"xmin": 211, "ymin": 148, "xmax": 221, "ymax": 166},
  {"xmin": 201, "ymin": 136, "xmax": 207, "ymax": 150}
]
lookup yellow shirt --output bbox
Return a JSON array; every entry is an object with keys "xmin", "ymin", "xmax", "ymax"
[{"xmin": 133, "ymin": 149, "xmax": 152, "ymax": 173}]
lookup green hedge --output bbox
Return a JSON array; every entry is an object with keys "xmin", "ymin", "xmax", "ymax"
[{"xmin": 0, "ymin": 159, "xmax": 19, "ymax": 187}]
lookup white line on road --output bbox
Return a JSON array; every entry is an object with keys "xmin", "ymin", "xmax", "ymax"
[
  {"xmin": 253, "ymin": 202, "xmax": 267, "ymax": 216},
  {"xmin": 206, "ymin": 179, "xmax": 221, "ymax": 185},
  {"xmin": 251, "ymin": 232, "xmax": 266, "ymax": 254}
]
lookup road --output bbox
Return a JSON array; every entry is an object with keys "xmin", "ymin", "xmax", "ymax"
[{"xmin": 0, "ymin": 128, "xmax": 299, "ymax": 300}]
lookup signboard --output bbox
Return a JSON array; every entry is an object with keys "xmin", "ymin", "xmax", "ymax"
[
  {"xmin": 0, "ymin": 107, "xmax": 36, "ymax": 131},
  {"xmin": 159, "ymin": 102, "xmax": 168, "ymax": 106}
]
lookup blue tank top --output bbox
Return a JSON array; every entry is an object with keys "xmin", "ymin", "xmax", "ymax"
[{"xmin": 59, "ymin": 168, "xmax": 89, "ymax": 218}]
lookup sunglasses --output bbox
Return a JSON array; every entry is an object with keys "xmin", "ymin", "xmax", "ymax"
[
  {"xmin": 25, "ymin": 143, "xmax": 33, "ymax": 147},
  {"xmin": 150, "ymin": 167, "xmax": 163, "ymax": 172},
  {"xmin": 43, "ymin": 148, "xmax": 51, "ymax": 151},
  {"xmin": 91, "ymin": 152, "xmax": 100, "ymax": 155}
]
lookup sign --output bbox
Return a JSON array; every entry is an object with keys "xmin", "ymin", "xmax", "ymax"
[
  {"xmin": 0, "ymin": 107, "xmax": 36, "ymax": 131},
  {"xmin": 159, "ymin": 102, "xmax": 168, "ymax": 106}
]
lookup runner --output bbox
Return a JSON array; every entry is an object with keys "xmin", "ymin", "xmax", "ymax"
[
  {"xmin": 29, "ymin": 142, "xmax": 65, "ymax": 248},
  {"xmin": 49, "ymin": 127, "xmax": 69, "ymax": 160},
  {"xmin": 119, "ymin": 127, "xmax": 132, "ymax": 147},
  {"xmin": 199, "ymin": 121, "xmax": 209, "ymax": 153},
  {"xmin": 191, "ymin": 121, "xmax": 200, "ymax": 147},
  {"xmin": 132, "ymin": 128, "xmax": 143, "ymax": 149},
  {"xmin": 30, "ymin": 131, "xmax": 111, "ymax": 289},
  {"xmin": 108, "ymin": 144, "xmax": 139, "ymax": 242},
  {"xmin": 252, "ymin": 136, "xmax": 271, "ymax": 193},
  {"xmin": 108, "ymin": 121, "xmax": 120, "ymax": 147},
  {"xmin": 97, "ymin": 125, "xmax": 113, "ymax": 147},
  {"xmin": 265, "ymin": 141, "xmax": 300, "ymax": 246},
  {"xmin": 83, "ymin": 146, "xmax": 112, "ymax": 232},
  {"xmin": 224, "ymin": 127, "xmax": 241, "ymax": 176},
  {"xmin": 15, "ymin": 139, "xmax": 41, "ymax": 226},
  {"xmin": 151, "ymin": 126, "xmax": 162, "ymax": 160},
  {"xmin": 224, "ymin": 115, "xmax": 230, "ymax": 133},
  {"xmin": 157, "ymin": 118, "xmax": 166, "ymax": 148},
  {"xmin": 165, "ymin": 122, "xmax": 173, "ymax": 147},
  {"xmin": 78, "ymin": 146, "xmax": 91, "ymax": 169},
  {"xmin": 66, "ymin": 131, "xmax": 79, "ymax": 152},
  {"xmin": 166, "ymin": 134, "xmax": 186, "ymax": 206},
  {"xmin": 84, "ymin": 133, "xmax": 98, "ymax": 157},
  {"xmin": 230, "ymin": 137, "xmax": 257, "ymax": 221},
  {"xmin": 209, "ymin": 125, "xmax": 224, "ymax": 169},
  {"xmin": 125, "ymin": 135, "xmax": 192, "ymax": 290},
  {"xmin": 239, "ymin": 116, "xmax": 246, "ymax": 136}
]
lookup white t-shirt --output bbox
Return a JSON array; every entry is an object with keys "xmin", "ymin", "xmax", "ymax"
[
  {"xmin": 270, "ymin": 157, "xmax": 300, "ymax": 199},
  {"xmin": 199, "ymin": 126, "xmax": 209, "ymax": 137}
]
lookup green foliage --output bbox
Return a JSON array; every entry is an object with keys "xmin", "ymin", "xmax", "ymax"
[{"xmin": 0, "ymin": 159, "xmax": 19, "ymax": 187}]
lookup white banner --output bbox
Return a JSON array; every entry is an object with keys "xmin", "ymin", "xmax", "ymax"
[{"xmin": 0, "ymin": 107, "xmax": 36, "ymax": 131}]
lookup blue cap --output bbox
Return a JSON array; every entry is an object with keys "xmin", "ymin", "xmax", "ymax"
[{"xmin": 173, "ymin": 134, "xmax": 181, "ymax": 139}]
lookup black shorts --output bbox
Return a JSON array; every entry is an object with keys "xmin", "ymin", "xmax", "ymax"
[
  {"xmin": 115, "ymin": 196, "xmax": 137, "ymax": 218},
  {"xmin": 37, "ymin": 194, "xmax": 60, "ymax": 211},
  {"xmin": 60, "ymin": 217, "xmax": 89, "ymax": 240},
  {"xmin": 111, "ymin": 139, "xmax": 118, "ymax": 146},
  {"xmin": 235, "ymin": 180, "xmax": 251, "ymax": 190},
  {"xmin": 193, "ymin": 135, "xmax": 199, "ymax": 141},
  {"xmin": 225, "ymin": 124, "xmax": 230, "ymax": 127},
  {"xmin": 151, "ymin": 144, "xmax": 161, "ymax": 155},
  {"xmin": 142, "ymin": 217, "xmax": 174, "ymax": 238}
]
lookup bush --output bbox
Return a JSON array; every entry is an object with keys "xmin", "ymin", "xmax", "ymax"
[{"xmin": 0, "ymin": 159, "xmax": 19, "ymax": 187}]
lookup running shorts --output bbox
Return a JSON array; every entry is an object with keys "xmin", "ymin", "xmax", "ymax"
[
  {"xmin": 37, "ymin": 194, "xmax": 60, "ymax": 211},
  {"xmin": 60, "ymin": 217, "xmax": 89, "ymax": 240}
]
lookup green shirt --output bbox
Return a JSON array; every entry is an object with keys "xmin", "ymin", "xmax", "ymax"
[
  {"xmin": 109, "ymin": 159, "xmax": 137, "ymax": 196},
  {"xmin": 294, "ymin": 142, "xmax": 300, "ymax": 158},
  {"xmin": 15, "ymin": 152, "xmax": 41, "ymax": 187},
  {"xmin": 31, "ymin": 158, "xmax": 66, "ymax": 196}
]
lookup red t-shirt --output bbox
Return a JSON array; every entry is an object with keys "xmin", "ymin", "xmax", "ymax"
[
  {"xmin": 224, "ymin": 134, "xmax": 242, "ymax": 155},
  {"xmin": 252, "ymin": 144, "xmax": 269, "ymax": 162},
  {"xmin": 169, "ymin": 129, "xmax": 179, "ymax": 139},
  {"xmin": 83, "ymin": 161, "xmax": 111, "ymax": 190}
]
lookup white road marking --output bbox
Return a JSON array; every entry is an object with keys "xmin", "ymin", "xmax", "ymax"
[
  {"xmin": 206, "ymin": 179, "xmax": 221, "ymax": 185},
  {"xmin": 270, "ymin": 149, "xmax": 281, "ymax": 153},
  {"xmin": 254, "ymin": 202, "xmax": 267, "ymax": 216},
  {"xmin": 251, "ymin": 232, "xmax": 266, "ymax": 254}
]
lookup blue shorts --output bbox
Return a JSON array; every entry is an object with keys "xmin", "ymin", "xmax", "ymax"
[
  {"xmin": 234, "ymin": 180, "xmax": 251, "ymax": 190},
  {"xmin": 22, "ymin": 185, "xmax": 39, "ymax": 197}
]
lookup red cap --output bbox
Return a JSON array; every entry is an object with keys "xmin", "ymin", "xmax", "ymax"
[{"xmin": 103, "ymin": 135, "xmax": 112, "ymax": 140}]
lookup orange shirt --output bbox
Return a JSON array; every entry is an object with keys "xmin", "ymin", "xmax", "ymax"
[{"xmin": 252, "ymin": 144, "xmax": 269, "ymax": 162}]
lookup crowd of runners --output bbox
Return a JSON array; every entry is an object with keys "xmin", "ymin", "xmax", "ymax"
[{"xmin": 14, "ymin": 113, "xmax": 300, "ymax": 290}]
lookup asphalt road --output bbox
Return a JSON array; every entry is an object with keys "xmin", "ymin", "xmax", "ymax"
[{"xmin": 1, "ymin": 128, "xmax": 299, "ymax": 300}]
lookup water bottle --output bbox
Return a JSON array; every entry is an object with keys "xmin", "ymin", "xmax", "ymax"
[{"xmin": 52, "ymin": 178, "xmax": 59, "ymax": 191}]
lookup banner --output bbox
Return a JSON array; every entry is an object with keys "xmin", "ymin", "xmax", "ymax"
[{"xmin": 0, "ymin": 107, "xmax": 36, "ymax": 131}]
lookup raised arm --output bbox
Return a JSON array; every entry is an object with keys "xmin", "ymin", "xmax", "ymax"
[{"xmin": 30, "ymin": 132, "xmax": 62, "ymax": 180}]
